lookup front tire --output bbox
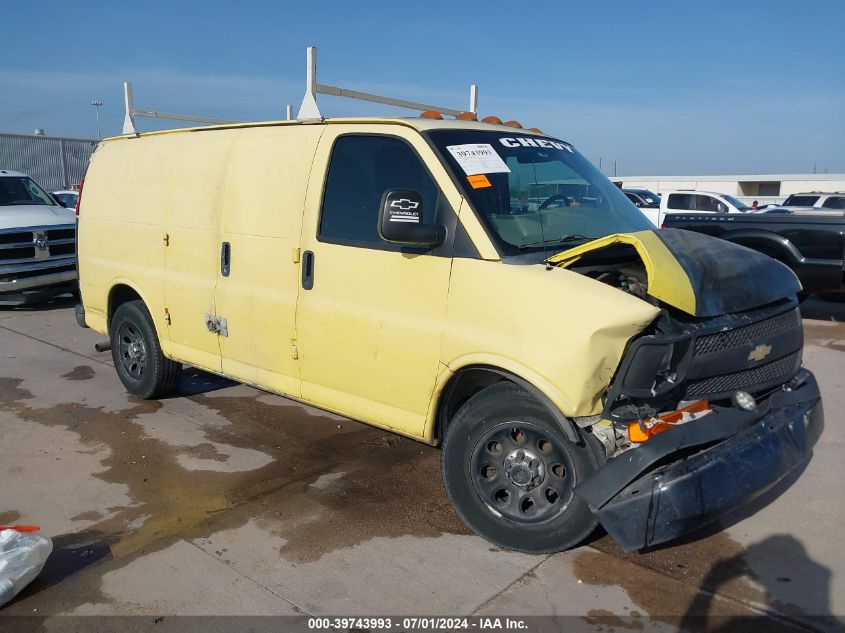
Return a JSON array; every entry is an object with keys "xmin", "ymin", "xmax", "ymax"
[
  {"xmin": 110, "ymin": 300, "xmax": 182, "ymax": 399},
  {"xmin": 441, "ymin": 382, "xmax": 603, "ymax": 553}
]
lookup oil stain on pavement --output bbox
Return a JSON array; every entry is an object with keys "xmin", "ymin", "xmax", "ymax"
[
  {"xmin": 0, "ymin": 376, "xmax": 466, "ymax": 608},
  {"xmin": 60, "ymin": 366, "xmax": 95, "ymax": 381}
]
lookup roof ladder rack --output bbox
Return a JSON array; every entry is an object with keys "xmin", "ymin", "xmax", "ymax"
[{"xmin": 297, "ymin": 46, "xmax": 477, "ymax": 120}]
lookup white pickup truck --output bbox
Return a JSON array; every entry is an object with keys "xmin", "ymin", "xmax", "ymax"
[
  {"xmin": 0, "ymin": 170, "xmax": 78, "ymax": 305},
  {"xmin": 639, "ymin": 190, "xmax": 751, "ymax": 227}
]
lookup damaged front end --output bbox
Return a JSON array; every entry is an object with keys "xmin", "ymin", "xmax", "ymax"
[{"xmin": 549, "ymin": 229, "xmax": 824, "ymax": 551}]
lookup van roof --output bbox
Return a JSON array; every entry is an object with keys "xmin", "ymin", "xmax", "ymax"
[{"xmin": 103, "ymin": 117, "xmax": 562, "ymax": 143}]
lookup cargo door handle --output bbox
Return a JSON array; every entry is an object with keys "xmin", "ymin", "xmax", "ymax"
[
  {"xmin": 221, "ymin": 242, "xmax": 231, "ymax": 277},
  {"xmin": 302, "ymin": 250, "xmax": 314, "ymax": 290}
]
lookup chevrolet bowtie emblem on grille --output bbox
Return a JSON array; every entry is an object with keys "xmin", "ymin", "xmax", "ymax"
[
  {"xmin": 748, "ymin": 344, "xmax": 773, "ymax": 362},
  {"xmin": 390, "ymin": 199, "xmax": 419, "ymax": 211}
]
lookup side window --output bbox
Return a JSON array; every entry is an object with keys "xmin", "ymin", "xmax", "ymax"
[
  {"xmin": 319, "ymin": 135, "xmax": 439, "ymax": 247},
  {"xmin": 822, "ymin": 196, "xmax": 845, "ymax": 210},
  {"xmin": 667, "ymin": 193, "xmax": 692, "ymax": 210},
  {"xmin": 624, "ymin": 193, "xmax": 641, "ymax": 205},
  {"xmin": 693, "ymin": 195, "xmax": 724, "ymax": 212}
]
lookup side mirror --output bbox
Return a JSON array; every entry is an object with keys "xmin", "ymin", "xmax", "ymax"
[
  {"xmin": 55, "ymin": 199, "xmax": 67, "ymax": 208},
  {"xmin": 635, "ymin": 201, "xmax": 643, "ymax": 207},
  {"xmin": 378, "ymin": 189, "xmax": 446, "ymax": 247}
]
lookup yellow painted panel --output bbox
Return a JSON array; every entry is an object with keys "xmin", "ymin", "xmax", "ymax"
[
  {"xmin": 215, "ymin": 124, "xmax": 324, "ymax": 396},
  {"xmin": 440, "ymin": 258, "xmax": 660, "ymax": 421},
  {"xmin": 77, "ymin": 141, "xmax": 169, "ymax": 346},
  {"xmin": 162, "ymin": 132, "xmax": 240, "ymax": 372},
  {"xmin": 296, "ymin": 124, "xmax": 453, "ymax": 438}
]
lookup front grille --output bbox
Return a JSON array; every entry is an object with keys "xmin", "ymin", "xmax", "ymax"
[
  {"xmin": 0, "ymin": 225, "xmax": 76, "ymax": 264},
  {"xmin": 0, "ymin": 246, "xmax": 35, "ymax": 260},
  {"xmin": 684, "ymin": 350, "xmax": 801, "ymax": 398},
  {"xmin": 694, "ymin": 308, "xmax": 801, "ymax": 357},
  {"xmin": 0, "ymin": 231, "xmax": 31, "ymax": 245},
  {"xmin": 0, "ymin": 263, "xmax": 76, "ymax": 282},
  {"xmin": 50, "ymin": 243, "xmax": 75, "ymax": 257},
  {"xmin": 46, "ymin": 228, "xmax": 75, "ymax": 241}
]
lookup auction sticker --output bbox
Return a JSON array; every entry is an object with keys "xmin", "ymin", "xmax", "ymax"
[
  {"xmin": 467, "ymin": 174, "xmax": 492, "ymax": 189},
  {"xmin": 446, "ymin": 144, "xmax": 511, "ymax": 176}
]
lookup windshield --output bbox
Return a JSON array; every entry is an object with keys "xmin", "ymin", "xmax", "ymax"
[
  {"xmin": 0, "ymin": 176, "xmax": 54, "ymax": 206},
  {"xmin": 427, "ymin": 130, "xmax": 652, "ymax": 256},
  {"xmin": 722, "ymin": 194, "xmax": 750, "ymax": 211},
  {"xmin": 632, "ymin": 189, "xmax": 660, "ymax": 207}
]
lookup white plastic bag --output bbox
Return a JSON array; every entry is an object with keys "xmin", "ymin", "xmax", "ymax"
[{"xmin": 0, "ymin": 529, "xmax": 52, "ymax": 607}]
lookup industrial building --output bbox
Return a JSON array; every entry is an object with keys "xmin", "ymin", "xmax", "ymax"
[
  {"xmin": 0, "ymin": 131, "xmax": 97, "ymax": 191},
  {"xmin": 611, "ymin": 173, "xmax": 845, "ymax": 206}
]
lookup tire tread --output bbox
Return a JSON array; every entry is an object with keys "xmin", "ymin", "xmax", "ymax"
[{"xmin": 110, "ymin": 300, "xmax": 182, "ymax": 399}]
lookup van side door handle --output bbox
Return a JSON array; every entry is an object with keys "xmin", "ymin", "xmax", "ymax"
[
  {"xmin": 301, "ymin": 250, "xmax": 314, "ymax": 290},
  {"xmin": 221, "ymin": 241, "xmax": 231, "ymax": 277}
]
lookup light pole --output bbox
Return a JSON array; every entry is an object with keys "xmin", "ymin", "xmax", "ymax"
[{"xmin": 91, "ymin": 100, "xmax": 103, "ymax": 139}]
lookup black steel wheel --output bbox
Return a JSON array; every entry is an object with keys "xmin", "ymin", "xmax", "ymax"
[
  {"xmin": 110, "ymin": 300, "xmax": 182, "ymax": 399},
  {"xmin": 442, "ymin": 382, "xmax": 604, "ymax": 553},
  {"xmin": 471, "ymin": 422, "xmax": 577, "ymax": 525},
  {"xmin": 117, "ymin": 320, "xmax": 148, "ymax": 380}
]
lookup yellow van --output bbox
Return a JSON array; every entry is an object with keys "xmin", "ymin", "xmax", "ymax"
[{"xmin": 75, "ymin": 117, "xmax": 823, "ymax": 553}]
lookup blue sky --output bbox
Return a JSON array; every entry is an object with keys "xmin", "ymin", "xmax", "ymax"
[{"xmin": 1, "ymin": 0, "xmax": 843, "ymax": 175}]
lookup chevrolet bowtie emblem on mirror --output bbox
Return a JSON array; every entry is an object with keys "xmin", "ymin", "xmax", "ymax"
[
  {"xmin": 748, "ymin": 344, "xmax": 773, "ymax": 362},
  {"xmin": 389, "ymin": 199, "xmax": 420, "ymax": 211}
]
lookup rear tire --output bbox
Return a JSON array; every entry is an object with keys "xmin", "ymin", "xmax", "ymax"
[
  {"xmin": 110, "ymin": 300, "xmax": 181, "ymax": 399},
  {"xmin": 441, "ymin": 382, "xmax": 603, "ymax": 553}
]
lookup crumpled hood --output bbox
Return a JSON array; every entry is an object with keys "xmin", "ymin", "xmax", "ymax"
[
  {"xmin": 0, "ymin": 205, "xmax": 76, "ymax": 230},
  {"xmin": 546, "ymin": 228, "xmax": 802, "ymax": 317}
]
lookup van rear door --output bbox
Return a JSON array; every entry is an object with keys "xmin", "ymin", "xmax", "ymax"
[{"xmin": 214, "ymin": 126, "xmax": 323, "ymax": 396}]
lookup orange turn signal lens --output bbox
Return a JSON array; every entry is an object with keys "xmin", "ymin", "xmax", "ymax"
[
  {"xmin": 627, "ymin": 400, "xmax": 710, "ymax": 443},
  {"xmin": 456, "ymin": 112, "xmax": 478, "ymax": 121},
  {"xmin": 420, "ymin": 110, "xmax": 443, "ymax": 119},
  {"xmin": 481, "ymin": 115, "xmax": 503, "ymax": 124},
  {"xmin": 504, "ymin": 120, "xmax": 523, "ymax": 128}
]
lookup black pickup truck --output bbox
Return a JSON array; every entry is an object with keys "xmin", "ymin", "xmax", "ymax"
[{"xmin": 663, "ymin": 212, "xmax": 845, "ymax": 297}]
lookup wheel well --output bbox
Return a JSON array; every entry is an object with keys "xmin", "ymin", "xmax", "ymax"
[
  {"xmin": 108, "ymin": 284, "xmax": 142, "ymax": 321},
  {"xmin": 436, "ymin": 368, "xmax": 504, "ymax": 442},
  {"xmin": 435, "ymin": 366, "xmax": 579, "ymax": 444},
  {"xmin": 728, "ymin": 238, "xmax": 793, "ymax": 266}
]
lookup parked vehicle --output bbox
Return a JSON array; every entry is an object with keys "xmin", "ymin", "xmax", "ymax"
[
  {"xmin": 622, "ymin": 188, "xmax": 660, "ymax": 209},
  {"xmin": 662, "ymin": 211, "xmax": 845, "ymax": 296},
  {"xmin": 51, "ymin": 190, "xmax": 79, "ymax": 211},
  {"xmin": 640, "ymin": 190, "xmax": 751, "ymax": 227},
  {"xmin": 781, "ymin": 191, "xmax": 845, "ymax": 210},
  {"xmin": 0, "ymin": 170, "xmax": 78, "ymax": 305},
  {"xmin": 76, "ymin": 118, "xmax": 822, "ymax": 553}
]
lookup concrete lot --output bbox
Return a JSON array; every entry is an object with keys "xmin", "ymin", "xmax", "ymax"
[{"xmin": 0, "ymin": 297, "xmax": 843, "ymax": 631}]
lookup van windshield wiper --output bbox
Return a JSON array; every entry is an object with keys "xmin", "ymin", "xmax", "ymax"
[{"xmin": 520, "ymin": 234, "xmax": 598, "ymax": 248}]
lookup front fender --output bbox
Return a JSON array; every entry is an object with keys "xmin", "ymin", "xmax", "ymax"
[
  {"xmin": 439, "ymin": 356, "xmax": 581, "ymax": 443},
  {"xmin": 719, "ymin": 228, "xmax": 806, "ymax": 265}
]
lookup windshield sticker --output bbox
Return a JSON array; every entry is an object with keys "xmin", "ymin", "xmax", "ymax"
[
  {"xmin": 499, "ymin": 137, "xmax": 573, "ymax": 152},
  {"xmin": 446, "ymin": 144, "xmax": 511, "ymax": 175},
  {"xmin": 467, "ymin": 174, "xmax": 492, "ymax": 189}
]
